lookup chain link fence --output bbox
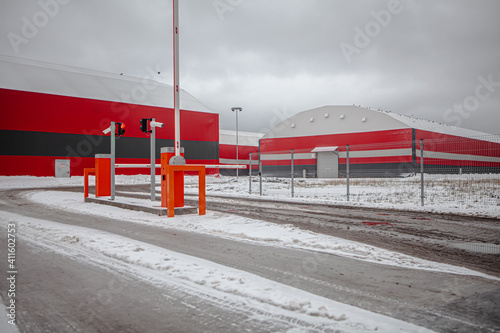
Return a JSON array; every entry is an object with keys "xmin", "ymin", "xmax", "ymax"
[{"xmin": 235, "ymin": 135, "xmax": 500, "ymax": 215}]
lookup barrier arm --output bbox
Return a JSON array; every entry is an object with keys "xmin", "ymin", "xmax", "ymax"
[{"xmin": 114, "ymin": 164, "xmax": 247, "ymax": 169}]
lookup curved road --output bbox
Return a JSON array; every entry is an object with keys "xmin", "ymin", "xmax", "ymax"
[{"xmin": 182, "ymin": 192, "xmax": 500, "ymax": 277}]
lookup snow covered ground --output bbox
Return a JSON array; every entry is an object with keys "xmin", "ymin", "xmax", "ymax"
[
  {"xmin": 1, "ymin": 210, "xmax": 435, "ymax": 332},
  {"xmin": 185, "ymin": 174, "xmax": 500, "ymax": 219},
  {"xmin": 1, "ymin": 175, "xmax": 498, "ymax": 277},
  {"xmin": 26, "ymin": 190, "xmax": 499, "ymax": 281},
  {"xmin": 2, "ymin": 173, "xmax": 498, "ymax": 219},
  {"xmin": 1, "ymin": 176, "xmax": 498, "ymax": 332}
]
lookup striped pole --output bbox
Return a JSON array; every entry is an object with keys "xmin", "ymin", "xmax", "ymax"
[{"xmin": 173, "ymin": 0, "xmax": 180, "ymax": 156}]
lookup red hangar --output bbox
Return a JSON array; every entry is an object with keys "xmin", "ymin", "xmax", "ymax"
[{"xmin": 0, "ymin": 55, "xmax": 219, "ymax": 176}]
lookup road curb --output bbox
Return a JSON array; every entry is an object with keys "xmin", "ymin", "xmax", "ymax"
[{"xmin": 85, "ymin": 197, "xmax": 197, "ymax": 216}]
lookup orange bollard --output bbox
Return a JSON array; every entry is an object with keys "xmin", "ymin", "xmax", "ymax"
[
  {"xmin": 166, "ymin": 166, "xmax": 175, "ymax": 217},
  {"xmin": 199, "ymin": 166, "xmax": 206, "ymax": 215},
  {"xmin": 95, "ymin": 154, "xmax": 111, "ymax": 197}
]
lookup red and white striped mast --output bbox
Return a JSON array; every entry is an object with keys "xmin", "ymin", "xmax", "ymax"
[{"xmin": 173, "ymin": 0, "xmax": 180, "ymax": 156}]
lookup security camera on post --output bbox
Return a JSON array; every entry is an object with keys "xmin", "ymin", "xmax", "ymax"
[
  {"xmin": 102, "ymin": 122, "xmax": 125, "ymax": 137},
  {"xmin": 140, "ymin": 118, "xmax": 164, "ymax": 133},
  {"xmin": 151, "ymin": 120, "xmax": 164, "ymax": 128},
  {"xmin": 139, "ymin": 118, "xmax": 164, "ymax": 201}
]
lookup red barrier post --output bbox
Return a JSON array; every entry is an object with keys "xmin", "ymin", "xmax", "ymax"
[
  {"xmin": 161, "ymin": 147, "xmax": 185, "ymax": 208},
  {"xmin": 84, "ymin": 168, "xmax": 95, "ymax": 200},
  {"xmin": 95, "ymin": 154, "xmax": 111, "ymax": 197}
]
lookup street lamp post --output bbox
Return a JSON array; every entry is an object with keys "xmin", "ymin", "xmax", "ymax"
[{"xmin": 231, "ymin": 107, "xmax": 242, "ymax": 179}]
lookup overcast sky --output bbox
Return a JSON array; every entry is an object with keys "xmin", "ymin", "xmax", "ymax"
[{"xmin": 1, "ymin": 0, "xmax": 499, "ymax": 134}]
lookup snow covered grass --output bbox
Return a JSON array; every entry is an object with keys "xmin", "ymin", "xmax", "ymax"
[{"xmin": 184, "ymin": 174, "xmax": 500, "ymax": 219}]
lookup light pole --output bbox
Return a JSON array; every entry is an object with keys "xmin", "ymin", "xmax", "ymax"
[{"xmin": 231, "ymin": 107, "xmax": 242, "ymax": 179}]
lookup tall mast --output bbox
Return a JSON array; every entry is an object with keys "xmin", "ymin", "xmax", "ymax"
[{"xmin": 173, "ymin": 0, "xmax": 180, "ymax": 156}]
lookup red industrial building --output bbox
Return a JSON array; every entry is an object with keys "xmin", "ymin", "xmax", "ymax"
[
  {"xmin": 218, "ymin": 130, "xmax": 262, "ymax": 176},
  {"xmin": 2, "ymin": 57, "xmax": 499, "ymax": 179},
  {"xmin": 259, "ymin": 106, "xmax": 500, "ymax": 177},
  {"xmin": 0, "ymin": 55, "xmax": 219, "ymax": 176}
]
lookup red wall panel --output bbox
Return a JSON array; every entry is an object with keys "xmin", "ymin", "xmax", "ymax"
[
  {"xmin": 261, "ymin": 129, "xmax": 413, "ymax": 153},
  {"xmin": 0, "ymin": 88, "xmax": 218, "ymax": 142},
  {"xmin": 219, "ymin": 144, "xmax": 259, "ymax": 160},
  {"xmin": 0, "ymin": 88, "xmax": 220, "ymax": 176},
  {"xmin": 415, "ymin": 129, "xmax": 500, "ymax": 157}
]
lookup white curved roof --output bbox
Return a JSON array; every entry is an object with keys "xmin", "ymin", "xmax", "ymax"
[
  {"xmin": 383, "ymin": 111, "xmax": 498, "ymax": 141},
  {"xmin": 0, "ymin": 55, "xmax": 214, "ymax": 113},
  {"xmin": 263, "ymin": 105, "xmax": 499, "ymax": 143}
]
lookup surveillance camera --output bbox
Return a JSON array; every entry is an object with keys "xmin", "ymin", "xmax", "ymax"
[
  {"xmin": 102, "ymin": 127, "xmax": 111, "ymax": 134},
  {"xmin": 151, "ymin": 121, "xmax": 164, "ymax": 128}
]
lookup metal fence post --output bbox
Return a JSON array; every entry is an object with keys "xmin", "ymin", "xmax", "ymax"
[
  {"xmin": 249, "ymin": 152, "xmax": 252, "ymax": 194},
  {"xmin": 420, "ymin": 139, "xmax": 424, "ymax": 206},
  {"xmin": 259, "ymin": 140, "xmax": 262, "ymax": 196},
  {"xmin": 259, "ymin": 159, "xmax": 263, "ymax": 196},
  {"xmin": 291, "ymin": 149, "xmax": 295, "ymax": 198},
  {"xmin": 346, "ymin": 145, "xmax": 350, "ymax": 202},
  {"xmin": 111, "ymin": 121, "xmax": 115, "ymax": 201}
]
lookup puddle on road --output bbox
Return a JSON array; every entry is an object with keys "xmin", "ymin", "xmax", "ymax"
[
  {"xmin": 451, "ymin": 243, "xmax": 500, "ymax": 254},
  {"xmin": 362, "ymin": 221, "xmax": 393, "ymax": 226}
]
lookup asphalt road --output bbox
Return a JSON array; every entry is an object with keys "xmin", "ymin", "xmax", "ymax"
[
  {"xmin": 0, "ymin": 186, "xmax": 499, "ymax": 332},
  {"xmin": 182, "ymin": 192, "xmax": 500, "ymax": 277}
]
